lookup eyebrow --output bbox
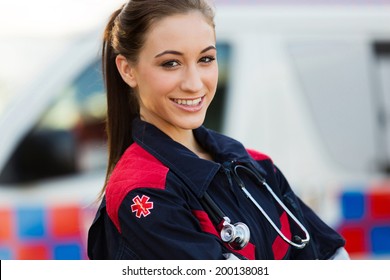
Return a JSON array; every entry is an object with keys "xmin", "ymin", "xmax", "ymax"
[{"xmin": 154, "ymin": 45, "xmax": 216, "ymax": 58}]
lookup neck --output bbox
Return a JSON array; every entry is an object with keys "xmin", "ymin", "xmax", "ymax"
[
  {"xmin": 139, "ymin": 113, "xmax": 212, "ymax": 160},
  {"xmin": 172, "ymin": 130, "xmax": 212, "ymax": 160},
  {"xmin": 163, "ymin": 126, "xmax": 213, "ymax": 161}
]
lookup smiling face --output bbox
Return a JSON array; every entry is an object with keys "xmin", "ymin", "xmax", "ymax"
[{"xmin": 116, "ymin": 11, "xmax": 218, "ymax": 140}]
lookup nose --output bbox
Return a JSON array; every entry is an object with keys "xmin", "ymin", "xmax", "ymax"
[{"xmin": 180, "ymin": 65, "xmax": 203, "ymax": 93}]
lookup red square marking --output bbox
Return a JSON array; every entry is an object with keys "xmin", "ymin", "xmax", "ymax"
[
  {"xmin": 339, "ymin": 226, "xmax": 367, "ymax": 254},
  {"xmin": 17, "ymin": 244, "xmax": 49, "ymax": 260},
  {"xmin": 50, "ymin": 205, "xmax": 81, "ymax": 237},
  {"xmin": 0, "ymin": 209, "xmax": 12, "ymax": 240}
]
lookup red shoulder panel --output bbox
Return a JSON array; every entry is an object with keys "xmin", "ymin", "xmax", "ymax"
[
  {"xmin": 246, "ymin": 148, "xmax": 272, "ymax": 162},
  {"xmin": 106, "ymin": 143, "xmax": 169, "ymax": 233}
]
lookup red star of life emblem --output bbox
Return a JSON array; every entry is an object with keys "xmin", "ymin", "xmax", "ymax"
[{"xmin": 131, "ymin": 195, "xmax": 154, "ymax": 218}]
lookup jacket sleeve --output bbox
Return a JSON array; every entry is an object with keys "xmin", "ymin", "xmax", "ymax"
[
  {"xmin": 272, "ymin": 164, "xmax": 347, "ymax": 259},
  {"xmin": 113, "ymin": 187, "xmax": 228, "ymax": 259}
]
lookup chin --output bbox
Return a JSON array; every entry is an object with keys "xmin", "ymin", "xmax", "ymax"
[{"xmin": 177, "ymin": 117, "xmax": 205, "ymax": 130}]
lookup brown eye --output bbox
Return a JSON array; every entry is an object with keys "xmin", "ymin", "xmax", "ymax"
[
  {"xmin": 161, "ymin": 60, "xmax": 180, "ymax": 68},
  {"xmin": 199, "ymin": 56, "xmax": 216, "ymax": 64}
]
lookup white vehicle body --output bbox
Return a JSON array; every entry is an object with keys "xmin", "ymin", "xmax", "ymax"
[{"xmin": 1, "ymin": 2, "xmax": 390, "ymax": 259}]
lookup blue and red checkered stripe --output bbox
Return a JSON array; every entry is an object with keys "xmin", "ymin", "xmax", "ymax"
[
  {"xmin": 337, "ymin": 181, "xmax": 390, "ymax": 259},
  {"xmin": 0, "ymin": 204, "xmax": 93, "ymax": 260}
]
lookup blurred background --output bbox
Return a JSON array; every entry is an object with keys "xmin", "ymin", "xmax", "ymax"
[{"xmin": 1, "ymin": 0, "xmax": 390, "ymax": 260}]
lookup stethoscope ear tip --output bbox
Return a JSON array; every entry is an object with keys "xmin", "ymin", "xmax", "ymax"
[
  {"xmin": 293, "ymin": 235, "xmax": 309, "ymax": 248},
  {"xmin": 293, "ymin": 235, "xmax": 302, "ymax": 243}
]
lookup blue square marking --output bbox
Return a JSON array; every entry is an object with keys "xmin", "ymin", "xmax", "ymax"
[
  {"xmin": 53, "ymin": 243, "xmax": 82, "ymax": 260},
  {"xmin": 341, "ymin": 191, "xmax": 365, "ymax": 220},
  {"xmin": 0, "ymin": 247, "xmax": 12, "ymax": 260},
  {"xmin": 16, "ymin": 207, "xmax": 46, "ymax": 239},
  {"xmin": 371, "ymin": 226, "xmax": 390, "ymax": 254}
]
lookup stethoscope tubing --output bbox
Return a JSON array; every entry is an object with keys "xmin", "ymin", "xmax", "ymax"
[
  {"xmin": 240, "ymin": 177, "xmax": 310, "ymax": 248},
  {"xmin": 233, "ymin": 164, "xmax": 310, "ymax": 249}
]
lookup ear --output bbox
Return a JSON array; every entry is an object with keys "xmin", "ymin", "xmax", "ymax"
[{"xmin": 115, "ymin": 54, "xmax": 138, "ymax": 88}]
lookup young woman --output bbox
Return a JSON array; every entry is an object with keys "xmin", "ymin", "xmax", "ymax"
[{"xmin": 87, "ymin": 0, "xmax": 348, "ymax": 260}]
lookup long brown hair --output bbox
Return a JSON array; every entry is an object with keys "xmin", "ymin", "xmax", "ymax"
[{"xmin": 100, "ymin": 0, "xmax": 215, "ymax": 197}]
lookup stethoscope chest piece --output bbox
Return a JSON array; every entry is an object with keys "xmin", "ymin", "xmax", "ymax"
[{"xmin": 220, "ymin": 217, "xmax": 250, "ymax": 250}]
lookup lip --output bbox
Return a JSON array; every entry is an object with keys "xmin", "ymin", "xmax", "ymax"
[{"xmin": 170, "ymin": 96, "xmax": 205, "ymax": 112}]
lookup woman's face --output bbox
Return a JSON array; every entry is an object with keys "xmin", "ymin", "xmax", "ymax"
[{"xmin": 117, "ymin": 11, "xmax": 218, "ymax": 139}]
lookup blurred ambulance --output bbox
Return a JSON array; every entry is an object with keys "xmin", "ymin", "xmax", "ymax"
[{"xmin": 1, "ymin": 1, "xmax": 390, "ymax": 259}]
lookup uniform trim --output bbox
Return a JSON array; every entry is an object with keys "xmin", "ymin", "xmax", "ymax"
[
  {"xmin": 106, "ymin": 143, "xmax": 169, "ymax": 233},
  {"xmin": 246, "ymin": 148, "xmax": 272, "ymax": 162},
  {"xmin": 272, "ymin": 211, "xmax": 291, "ymax": 259},
  {"xmin": 192, "ymin": 210, "xmax": 256, "ymax": 260}
]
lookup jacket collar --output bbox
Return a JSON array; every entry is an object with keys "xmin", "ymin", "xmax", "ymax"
[{"xmin": 132, "ymin": 118, "xmax": 263, "ymax": 197}]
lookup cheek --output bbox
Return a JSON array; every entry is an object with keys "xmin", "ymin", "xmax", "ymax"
[
  {"xmin": 205, "ymin": 66, "xmax": 219, "ymax": 92},
  {"xmin": 142, "ymin": 71, "xmax": 178, "ymax": 96},
  {"xmin": 137, "ymin": 71, "xmax": 178, "ymax": 111}
]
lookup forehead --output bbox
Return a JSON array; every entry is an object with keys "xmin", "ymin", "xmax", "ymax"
[{"xmin": 143, "ymin": 12, "xmax": 216, "ymax": 53}]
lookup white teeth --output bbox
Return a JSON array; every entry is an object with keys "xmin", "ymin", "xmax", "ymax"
[{"xmin": 174, "ymin": 97, "xmax": 202, "ymax": 106}]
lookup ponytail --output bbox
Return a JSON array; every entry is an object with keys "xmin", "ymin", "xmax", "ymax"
[{"xmin": 100, "ymin": 6, "xmax": 139, "ymax": 198}]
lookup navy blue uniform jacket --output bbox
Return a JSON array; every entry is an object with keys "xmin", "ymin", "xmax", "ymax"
[{"xmin": 88, "ymin": 118, "xmax": 345, "ymax": 259}]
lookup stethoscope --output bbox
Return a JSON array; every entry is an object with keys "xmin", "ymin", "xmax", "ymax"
[{"xmin": 201, "ymin": 162, "xmax": 310, "ymax": 251}]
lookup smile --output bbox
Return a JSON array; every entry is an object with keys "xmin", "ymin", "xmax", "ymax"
[{"xmin": 172, "ymin": 97, "xmax": 203, "ymax": 106}]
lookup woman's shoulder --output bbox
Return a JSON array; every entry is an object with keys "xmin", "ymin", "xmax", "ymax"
[
  {"xmin": 246, "ymin": 148, "xmax": 273, "ymax": 163},
  {"xmin": 199, "ymin": 127, "xmax": 276, "ymax": 169},
  {"xmin": 105, "ymin": 143, "xmax": 170, "ymax": 223},
  {"xmin": 103, "ymin": 142, "xmax": 173, "ymax": 232},
  {"xmin": 106, "ymin": 142, "xmax": 169, "ymax": 195}
]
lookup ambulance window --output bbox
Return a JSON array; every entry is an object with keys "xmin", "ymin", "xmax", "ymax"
[
  {"xmin": 0, "ymin": 59, "xmax": 107, "ymax": 184},
  {"xmin": 372, "ymin": 41, "xmax": 390, "ymax": 173},
  {"xmin": 287, "ymin": 40, "xmax": 379, "ymax": 173},
  {"xmin": 203, "ymin": 42, "xmax": 231, "ymax": 132}
]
